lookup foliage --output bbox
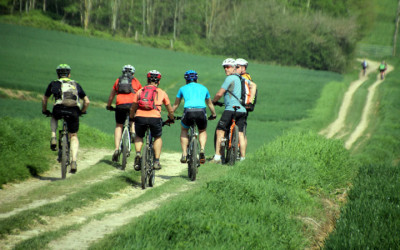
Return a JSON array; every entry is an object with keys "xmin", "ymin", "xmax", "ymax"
[{"xmin": 0, "ymin": 0, "xmax": 375, "ymax": 72}]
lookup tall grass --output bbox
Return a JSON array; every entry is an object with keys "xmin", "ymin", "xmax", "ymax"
[
  {"xmin": 91, "ymin": 131, "xmax": 357, "ymax": 249},
  {"xmin": 0, "ymin": 115, "xmax": 112, "ymax": 187},
  {"xmin": 323, "ymin": 59, "xmax": 400, "ymax": 249}
]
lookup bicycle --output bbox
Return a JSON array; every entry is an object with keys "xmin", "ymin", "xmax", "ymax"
[
  {"xmin": 45, "ymin": 110, "xmax": 84, "ymax": 179},
  {"xmin": 108, "ymin": 106, "xmax": 132, "ymax": 170},
  {"xmin": 214, "ymin": 101, "xmax": 240, "ymax": 166},
  {"xmin": 176, "ymin": 114, "xmax": 215, "ymax": 181},
  {"xmin": 140, "ymin": 119, "xmax": 173, "ymax": 189}
]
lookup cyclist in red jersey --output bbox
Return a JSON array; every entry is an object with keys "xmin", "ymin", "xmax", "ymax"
[{"xmin": 107, "ymin": 65, "xmax": 142, "ymax": 162}]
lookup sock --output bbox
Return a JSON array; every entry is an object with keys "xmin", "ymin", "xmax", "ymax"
[
  {"xmin": 214, "ymin": 155, "xmax": 221, "ymax": 160},
  {"xmin": 240, "ymin": 157, "xmax": 245, "ymax": 161},
  {"xmin": 155, "ymin": 158, "xmax": 160, "ymax": 162}
]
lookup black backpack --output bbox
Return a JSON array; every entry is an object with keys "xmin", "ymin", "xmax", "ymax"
[{"xmin": 117, "ymin": 73, "xmax": 134, "ymax": 94}]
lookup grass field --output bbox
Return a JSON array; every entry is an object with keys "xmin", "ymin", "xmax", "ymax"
[{"xmin": 1, "ymin": 4, "xmax": 400, "ymax": 248}]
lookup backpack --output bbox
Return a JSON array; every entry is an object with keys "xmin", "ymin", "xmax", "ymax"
[
  {"xmin": 117, "ymin": 73, "xmax": 134, "ymax": 94},
  {"xmin": 138, "ymin": 85, "xmax": 158, "ymax": 110},
  {"xmin": 55, "ymin": 79, "xmax": 79, "ymax": 107},
  {"xmin": 227, "ymin": 74, "xmax": 257, "ymax": 112}
]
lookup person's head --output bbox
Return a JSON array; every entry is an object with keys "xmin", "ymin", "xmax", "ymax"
[
  {"xmin": 222, "ymin": 58, "xmax": 237, "ymax": 76},
  {"xmin": 235, "ymin": 58, "xmax": 248, "ymax": 74},
  {"xmin": 122, "ymin": 64, "xmax": 135, "ymax": 76},
  {"xmin": 184, "ymin": 70, "xmax": 198, "ymax": 84},
  {"xmin": 147, "ymin": 70, "xmax": 162, "ymax": 85},
  {"xmin": 56, "ymin": 64, "xmax": 71, "ymax": 78}
]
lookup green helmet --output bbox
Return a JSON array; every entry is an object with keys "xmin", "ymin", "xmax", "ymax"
[{"xmin": 56, "ymin": 64, "xmax": 71, "ymax": 77}]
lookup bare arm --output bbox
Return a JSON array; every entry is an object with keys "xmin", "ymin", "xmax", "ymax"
[
  {"xmin": 81, "ymin": 96, "xmax": 90, "ymax": 113},
  {"xmin": 205, "ymin": 98, "xmax": 216, "ymax": 116},
  {"xmin": 107, "ymin": 89, "xmax": 117, "ymax": 107},
  {"xmin": 165, "ymin": 104, "xmax": 175, "ymax": 120},
  {"xmin": 42, "ymin": 95, "xmax": 49, "ymax": 113},
  {"xmin": 172, "ymin": 97, "xmax": 181, "ymax": 112},
  {"xmin": 130, "ymin": 103, "xmax": 138, "ymax": 119},
  {"xmin": 212, "ymin": 88, "xmax": 226, "ymax": 103}
]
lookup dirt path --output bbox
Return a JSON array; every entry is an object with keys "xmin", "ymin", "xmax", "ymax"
[
  {"xmin": 0, "ymin": 152, "xmax": 185, "ymax": 249},
  {"xmin": 320, "ymin": 59, "xmax": 393, "ymax": 148}
]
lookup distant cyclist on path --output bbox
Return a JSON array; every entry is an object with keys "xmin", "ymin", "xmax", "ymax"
[
  {"xmin": 211, "ymin": 58, "xmax": 247, "ymax": 164},
  {"xmin": 107, "ymin": 65, "xmax": 142, "ymax": 162},
  {"xmin": 172, "ymin": 70, "xmax": 217, "ymax": 164},
  {"xmin": 42, "ymin": 64, "xmax": 90, "ymax": 173},
  {"xmin": 129, "ymin": 70, "xmax": 174, "ymax": 170},
  {"xmin": 379, "ymin": 61, "xmax": 387, "ymax": 79}
]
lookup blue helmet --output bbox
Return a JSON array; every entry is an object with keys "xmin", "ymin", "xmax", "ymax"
[{"xmin": 184, "ymin": 70, "xmax": 198, "ymax": 82}]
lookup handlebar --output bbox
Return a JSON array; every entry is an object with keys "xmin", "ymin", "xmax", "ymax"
[
  {"xmin": 106, "ymin": 105, "xmax": 116, "ymax": 111},
  {"xmin": 213, "ymin": 101, "xmax": 224, "ymax": 107}
]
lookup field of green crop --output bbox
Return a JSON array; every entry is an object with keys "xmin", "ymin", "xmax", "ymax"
[{"xmin": 1, "ymin": 1, "xmax": 400, "ymax": 247}]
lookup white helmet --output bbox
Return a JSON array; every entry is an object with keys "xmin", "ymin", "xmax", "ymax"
[
  {"xmin": 122, "ymin": 64, "xmax": 135, "ymax": 74},
  {"xmin": 222, "ymin": 58, "xmax": 237, "ymax": 67},
  {"xmin": 147, "ymin": 70, "xmax": 162, "ymax": 83},
  {"xmin": 235, "ymin": 58, "xmax": 248, "ymax": 66}
]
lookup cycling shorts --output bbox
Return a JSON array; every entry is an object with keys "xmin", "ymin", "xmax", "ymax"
[
  {"xmin": 52, "ymin": 105, "xmax": 80, "ymax": 133},
  {"xmin": 134, "ymin": 117, "xmax": 163, "ymax": 138},
  {"xmin": 115, "ymin": 103, "xmax": 132, "ymax": 124},
  {"xmin": 216, "ymin": 110, "xmax": 246, "ymax": 132},
  {"xmin": 181, "ymin": 108, "xmax": 207, "ymax": 131}
]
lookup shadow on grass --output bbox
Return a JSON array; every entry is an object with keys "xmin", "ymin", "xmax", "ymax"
[{"xmin": 28, "ymin": 165, "xmax": 62, "ymax": 182}]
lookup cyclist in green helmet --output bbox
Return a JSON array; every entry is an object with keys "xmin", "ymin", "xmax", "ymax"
[{"xmin": 42, "ymin": 64, "xmax": 90, "ymax": 173}]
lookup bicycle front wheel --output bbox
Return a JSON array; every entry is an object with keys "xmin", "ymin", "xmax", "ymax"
[
  {"xmin": 227, "ymin": 126, "xmax": 239, "ymax": 166},
  {"xmin": 148, "ymin": 148, "xmax": 155, "ymax": 187},
  {"xmin": 61, "ymin": 133, "xmax": 68, "ymax": 179},
  {"xmin": 121, "ymin": 131, "xmax": 129, "ymax": 170}
]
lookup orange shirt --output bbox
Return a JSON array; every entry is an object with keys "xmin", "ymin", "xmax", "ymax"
[
  {"xmin": 113, "ymin": 77, "xmax": 142, "ymax": 105},
  {"xmin": 133, "ymin": 86, "xmax": 170, "ymax": 118}
]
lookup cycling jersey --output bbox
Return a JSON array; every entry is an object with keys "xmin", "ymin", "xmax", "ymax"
[
  {"xmin": 176, "ymin": 82, "xmax": 210, "ymax": 109},
  {"xmin": 112, "ymin": 77, "xmax": 142, "ymax": 105},
  {"xmin": 133, "ymin": 87, "xmax": 170, "ymax": 118},
  {"xmin": 44, "ymin": 78, "xmax": 87, "ymax": 105},
  {"xmin": 221, "ymin": 75, "xmax": 246, "ymax": 113}
]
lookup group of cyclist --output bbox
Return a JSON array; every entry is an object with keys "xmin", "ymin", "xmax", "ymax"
[{"xmin": 42, "ymin": 58, "xmax": 257, "ymax": 173}]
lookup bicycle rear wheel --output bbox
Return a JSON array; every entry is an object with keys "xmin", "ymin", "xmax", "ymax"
[
  {"xmin": 61, "ymin": 133, "xmax": 68, "ymax": 179},
  {"xmin": 189, "ymin": 138, "xmax": 198, "ymax": 181},
  {"xmin": 227, "ymin": 126, "xmax": 239, "ymax": 166},
  {"xmin": 141, "ymin": 146, "xmax": 148, "ymax": 189},
  {"xmin": 121, "ymin": 131, "xmax": 129, "ymax": 170}
]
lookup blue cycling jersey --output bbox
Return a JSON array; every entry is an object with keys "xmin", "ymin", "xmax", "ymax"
[
  {"xmin": 221, "ymin": 74, "xmax": 246, "ymax": 113},
  {"xmin": 176, "ymin": 82, "xmax": 210, "ymax": 109}
]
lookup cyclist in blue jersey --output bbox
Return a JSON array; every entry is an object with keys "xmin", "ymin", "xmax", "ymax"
[
  {"xmin": 211, "ymin": 58, "xmax": 247, "ymax": 164},
  {"xmin": 172, "ymin": 70, "xmax": 217, "ymax": 164}
]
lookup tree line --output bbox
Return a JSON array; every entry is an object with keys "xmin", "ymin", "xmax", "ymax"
[{"xmin": 1, "ymin": 0, "xmax": 374, "ymax": 72}]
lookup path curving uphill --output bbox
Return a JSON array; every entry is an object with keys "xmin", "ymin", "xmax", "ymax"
[{"xmin": 320, "ymin": 59, "xmax": 393, "ymax": 149}]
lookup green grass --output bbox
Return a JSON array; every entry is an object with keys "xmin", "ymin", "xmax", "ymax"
[{"xmin": 90, "ymin": 131, "xmax": 357, "ymax": 249}]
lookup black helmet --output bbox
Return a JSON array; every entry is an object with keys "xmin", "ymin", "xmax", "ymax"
[
  {"xmin": 56, "ymin": 64, "xmax": 71, "ymax": 77},
  {"xmin": 147, "ymin": 70, "xmax": 162, "ymax": 83}
]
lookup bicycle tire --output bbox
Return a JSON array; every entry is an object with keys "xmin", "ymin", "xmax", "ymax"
[
  {"xmin": 141, "ymin": 145, "xmax": 148, "ymax": 189},
  {"xmin": 61, "ymin": 133, "xmax": 68, "ymax": 179},
  {"xmin": 190, "ymin": 138, "xmax": 198, "ymax": 181},
  {"xmin": 148, "ymin": 147, "xmax": 155, "ymax": 187},
  {"xmin": 227, "ymin": 126, "xmax": 239, "ymax": 166},
  {"xmin": 121, "ymin": 131, "xmax": 129, "ymax": 170}
]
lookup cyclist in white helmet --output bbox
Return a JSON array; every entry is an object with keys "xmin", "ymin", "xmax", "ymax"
[
  {"xmin": 211, "ymin": 58, "xmax": 247, "ymax": 164},
  {"xmin": 107, "ymin": 65, "xmax": 142, "ymax": 162}
]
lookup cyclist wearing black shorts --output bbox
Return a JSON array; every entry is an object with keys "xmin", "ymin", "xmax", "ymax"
[
  {"xmin": 211, "ymin": 58, "xmax": 247, "ymax": 164},
  {"xmin": 106, "ymin": 65, "xmax": 142, "ymax": 162},
  {"xmin": 129, "ymin": 70, "xmax": 174, "ymax": 170},
  {"xmin": 172, "ymin": 70, "xmax": 216, "ymax": 164},
  {"xmin": 42, "ymin": 64, "xmax": 90, "ymax": 173}
]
